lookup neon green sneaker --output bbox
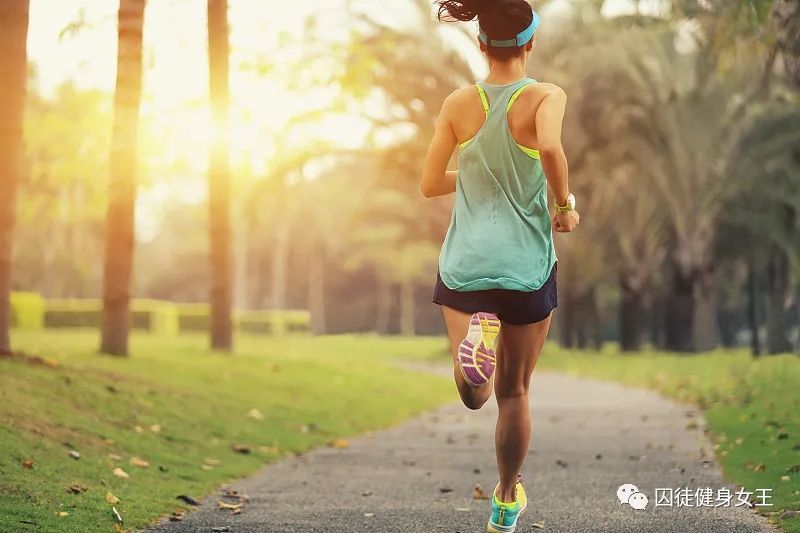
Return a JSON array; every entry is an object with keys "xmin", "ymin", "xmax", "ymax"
[{"xmin": 487, "ymin": 480, "xmax": 528, "ymax": 533}]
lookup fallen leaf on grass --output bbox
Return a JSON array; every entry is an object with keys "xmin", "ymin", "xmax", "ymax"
[
  {"xmin": 201, "ymin": 465, "xmax": 214, "ymax": 471},
  {"xmin": 329, "ymin": 439, "xmax": 349, "ymax": 449},
  {"xmin": 112, "ymin": 467, "xmax": 129, "ymax": 479},
  {"xmin": 168, "ymin": 510, "xmax": 185, "ymax": 521},
  {"xmin": 22, "ymin": 459, "xmax": 33, "ymax": 469},
  {"xmin": 68, "ymin": 450, "xmax": 81, "ymax": 460},
  {"xmin": 247, "ymin": 408, "xmax": 264, "ymax": 420},
  {"xmin": 176, "ymin": 495, "xmax": 199, "ymax": 506},
  {"xmin": 781, "ymin": 476, "xmax": 791, "ymax": 481},
  {"xmin": 108, "ymin": 454, "xmax": 122, "ymax": 461},
  {"xmin": 112, "ymin": 506, "xmax": 123, "ymax": 524},
  {"xmin": 129, "ymin": 457, "xmax": 150, "ymax": 468},
  {"xmin": 753, "ymin": 463, "xmax": 766, "ymax": 472},
  {"xmin": 106, "ymin": 492, "xmax": 120, "ymax": 505},
  {"xmin": 217, "ymin": 500, "xmax": 243, "ymax": 510},
  {"xmin": 134, "ymin": 426, "xmax": 144, "ymax": 433},
  {"xmin": 259, "ymin": 446, "xmax": 280, "ymax": 454},
  {"xmin": 67, "ymin": 484, "xmax": 87, "ymax": 494},
  {"xmin": 204, "ymin": 458, "xmax": 221, "ymax": 466},
  {"xmin": 149, "ymin": 424, "xmax": 162, "ymax": 433},
  {"xmin": 113, "ymin": 524, "xmax": 130, "ymax": 533},
  {"xmin": 786, "ymin": 465, "xmax": 800, "ymax": 473},
  {"xmin": 473, "ymin": 485, "xmax": 489, "ymax": 500},
  {"xmin": 58, "ymin": 512, "xmax": 69, "ymax": 517},
  {"xmin": 231, "ymin": 444, "xmax": 251, "ymax": 455}
]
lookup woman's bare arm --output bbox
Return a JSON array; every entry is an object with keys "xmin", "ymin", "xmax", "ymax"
[
  {"xmin": 421, "ymin": 94, "xmax": 458, "ymax": 198},
  {"xmin": 534, "ymin": 84, "xmax": 569, "ymax": 205}
]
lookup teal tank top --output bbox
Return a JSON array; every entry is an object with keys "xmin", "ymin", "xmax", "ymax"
[{"xmin": 439, "ymin": 78, "xmax": 557, "ymax": 292}]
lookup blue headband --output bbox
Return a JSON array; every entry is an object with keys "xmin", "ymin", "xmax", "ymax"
[{"xmin": 479, "ymin": 11, "xmax": 541, "ymax": 48}]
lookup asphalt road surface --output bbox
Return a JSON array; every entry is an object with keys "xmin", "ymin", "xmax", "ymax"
[{"xmin": 148, "ymin": 371, "xmax": 775, "ymax": 533}]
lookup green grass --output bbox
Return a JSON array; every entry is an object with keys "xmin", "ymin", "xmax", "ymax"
[
  {"xmin": 538, "ymin": 345, "xmax": 800, "ymax": 532},
  {"xmin": 0, "ymin": 330, "xmax": 451, "ymax": 533}
]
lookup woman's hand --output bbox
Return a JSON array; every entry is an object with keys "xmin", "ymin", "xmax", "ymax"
[{"xmin": 553, "ymin": 210, "xmax": 580, "ymax": 233}]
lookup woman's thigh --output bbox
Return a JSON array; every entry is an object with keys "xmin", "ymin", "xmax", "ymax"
[{"xmin": 494, "ymin": 313, "xmax": 553, "ymax": 399}]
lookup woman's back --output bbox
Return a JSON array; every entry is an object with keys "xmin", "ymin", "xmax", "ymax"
[{"xmin": 438, "ymin": 78, "xmax": 556, "ymax": 292}]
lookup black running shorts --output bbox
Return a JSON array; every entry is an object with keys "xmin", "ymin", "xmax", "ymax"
[{"xmin": 432, "ymin": 263, "xmax": 557, "ymax": 325}]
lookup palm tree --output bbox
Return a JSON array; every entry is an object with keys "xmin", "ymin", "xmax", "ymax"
[
  {"xmin": 207, "ymin": 0, "xmax": 233, "ymax": 351},
  {"xmin": 100, "ymin": 0, "xmax": 146, "ymax": 356},
  {"xmin": 572, "ymin": 26, "xmax": 800, "ymax": 352},
  {"xmin": 0, "ymin": 0, "xmax": 29, "ymax": 356}
]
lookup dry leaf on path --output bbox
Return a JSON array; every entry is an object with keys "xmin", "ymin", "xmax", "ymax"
[
  {"xmin": 329, "ymin": 439, "xmax": 349, "ymax": 449},
  {"xmin": 169, "ymin": 510, "xmax": 186, "ymax": 521},
  {"xmin": 106, "ymin": 492, "xmax": 120, "ymax": 505},
  {"xmin": 473, "ymin": 484, "xmax": 489, "ymax": 500},
  {"xmin": 113, "ymin": 467, "xmax": 130, "ymax": 479},
  {"xmin": 217, "ymin": 500, "xmax": 243, "ymax": 510},
  {"xmin": 532, "ymin": 521, "xmax": 545, "ymax": 529}
]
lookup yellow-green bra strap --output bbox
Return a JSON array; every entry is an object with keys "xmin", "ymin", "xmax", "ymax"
[
  {"xmin": 476, "ymin": 84, "xmax": 490, "ymax": 114},
  {"xmin": 507, "ymin": 84, "xmax": 530, "ymax": 113}
]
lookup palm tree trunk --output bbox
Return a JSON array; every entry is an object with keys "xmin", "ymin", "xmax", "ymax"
[
  {"xmin": 619, "ymin": 276, "xmax": 644, "ymax": 352},
  {"xmin": 748, "ymin": 253, "xmax": 762, "ymax": 357},
  {"xmin": 399, "ymin": 277, "xmax": 415, "ymax": 336},
  {"xmin": 100, "ymin": 0, "xmax": 145, "ymax": 356},
  {"xmin": 375, "ymin": 277, "xmax": 391, "ymax": 335},
  {"xmin": 766, "ymin": 248, "xmax": 790, "ymax": 354},
  {"xmin": 691, "ymin": 266, "xmax": 718, "ymax": 352},
  {"xmin": 270, "ymin": 217, "xmax": 289, "ymax": 310},
  {"xmin": 0, "ymin": 0, "xmax": 28, "ymax": 356},
  {"xmin": 665, "ymin": 269, "xmax": 694, "ymax": 352},
  {"xmin": 208, "ymin": 0, "xmax": 233, "ymax": 351},
  {"xmin": 308, "ymin": 245, "xmax": 326, "ymax": 335}
]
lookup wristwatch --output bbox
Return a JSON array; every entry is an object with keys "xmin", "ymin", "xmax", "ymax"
[{"xmin": 554, "ymin": 193, "xmax": 576, "ymax": 213}]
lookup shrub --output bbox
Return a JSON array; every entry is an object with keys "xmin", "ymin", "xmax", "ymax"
[
  {"xmin": 45, "ymin": 299, "xmax": 178, "ymax": 335},
  {"xmin": 10, "ymin": 292, "xmax": 46, "ymax": 329}
]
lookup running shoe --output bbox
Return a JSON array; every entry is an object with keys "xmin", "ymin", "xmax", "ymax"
[
  {"xmin": 457, "ymin": 312, "xmax": 500, "ymax": 387},
  {"xmin": 487, "ymin": 480, "xmax": 528, "ymax": 533}
]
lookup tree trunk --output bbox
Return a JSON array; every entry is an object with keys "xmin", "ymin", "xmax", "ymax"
[
  {"xmin": 270, "ymin": 217, "xmax": 289, "ymax": 310},
  {"xmin": 691, "ymin": 266, "xmax": 718, "ymax": 352},
  {"xmin": 208, "ymin": 0, "xmax": 233, "ymax": 351},
  {"xmin": 100, "ymin": 0, "xmax": 145, "ymax": 356},
  {"xmin": 748, "ymin": 253, "xmax": 762, "ymax": 357},
  {"xmin": 399, "ymin": 277, "xmax": 415, "ymax": 336},
  {"xmin": 665, "ymin": 269, "xmax": 694, "ymax": 352},
  {"xmin": 766, "ymin": 249, "xmax": 790, "ymax": 354},
  {"xmin": 559, "ymin": 291, "xmax": 576, "ymax": 348},
  {"xmin": 0, "ymin": 0, "xmax": 28, "ymax": 356},
  {"xmin": 375, "ymin": 277, "xmax": 391, "ymax": 335},
  {"xmin": 308, "ymin": 245, "xmax": 326, "ymax": 335},
  {"xmin": 619, "ymin": 276, "xmax": 644, "ymax": 352}
]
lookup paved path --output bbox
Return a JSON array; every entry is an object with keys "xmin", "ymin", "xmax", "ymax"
[{"xmin": 148, "ymin": 371, "xmax": 774, "ymax": 533}]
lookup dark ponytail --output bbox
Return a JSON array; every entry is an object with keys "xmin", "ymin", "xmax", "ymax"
[{"xmin": 436, "ymin": 0, "xmax": 535, "ymax": 60}]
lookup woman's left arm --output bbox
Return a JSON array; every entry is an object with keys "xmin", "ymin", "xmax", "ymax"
[{"xmin": 420, "ymin": 96, "xmax": 458, "ymax": 198}]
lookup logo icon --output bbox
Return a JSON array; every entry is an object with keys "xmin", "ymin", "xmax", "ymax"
[{"xmin": 617, "ymin": 484, "xmax": 648, "ymax": 510}]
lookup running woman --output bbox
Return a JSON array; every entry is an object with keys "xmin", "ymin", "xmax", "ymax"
[{"xmin": 421, "ymin": 1, "xmax": 579, "ymax": 531}]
